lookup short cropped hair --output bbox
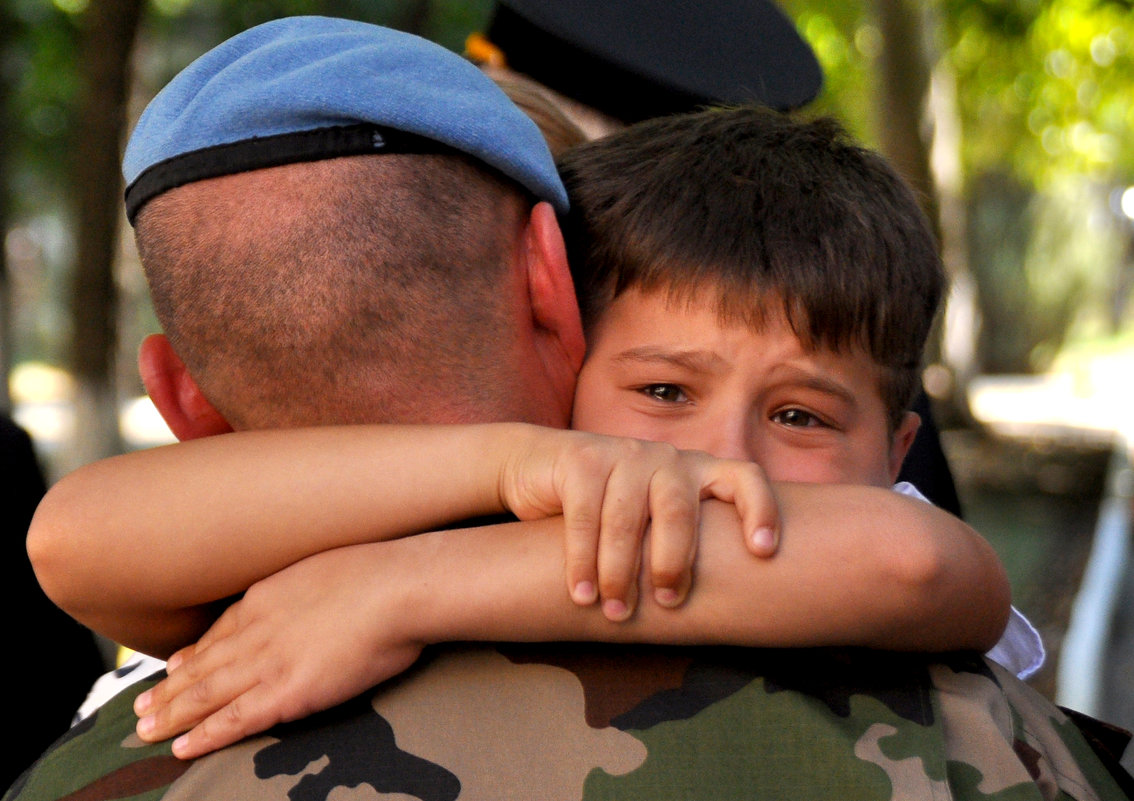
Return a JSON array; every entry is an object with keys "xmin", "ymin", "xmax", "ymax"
[
  {"xmin": 136, "ymin": 153, "xmax": 527, "ymax": 429},
  {"xmin": 557, "ymin": 106, "xmax": 945, "ymax": 430}
]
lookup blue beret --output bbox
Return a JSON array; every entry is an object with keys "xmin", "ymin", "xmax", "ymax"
[{"xmin": 123, "ymin": 15, "xmax": 567, "ymax": 222}]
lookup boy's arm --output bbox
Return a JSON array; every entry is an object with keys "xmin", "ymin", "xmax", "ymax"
[
  {"xmin": 399, "ymin": 486, "xmax": 1011, "ymax": 651},
  {"xmin": 28, "ymin": 423, "xmax": 774, "ymax": 655},
  {"xmin": 137, "ymin": 486, "xmax": 1009, "ymax": 757},
  {"xmin": 28, "ymin": 424, "xmax": 519, "ymax": 655}
]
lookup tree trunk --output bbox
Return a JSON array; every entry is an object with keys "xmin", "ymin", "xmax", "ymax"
[
  {"xmin": 869, "ymin": 0, "xmax": 936, "ymax": 227},
  {"xmin": 870, "ymin": 0, "xmax": 976, "ymax": 425},
  {"xmin": 928, "ymin": 45, "xmax": 980, "ymax": 423},
  {"xmin": 67, "ymin": 0, "xmax": 145, "ymax": 470}
]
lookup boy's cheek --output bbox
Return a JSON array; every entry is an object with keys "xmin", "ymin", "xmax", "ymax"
[{"xmin": 757, "ymin": 440, "xmax": 890, "ymax": 488}]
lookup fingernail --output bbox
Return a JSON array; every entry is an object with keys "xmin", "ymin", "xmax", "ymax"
[
  {"xmin": 602, "ymin": 599, "xmax": 629, "ymax": 621},
  {"xmin": 573, "ymin": 581, "xmax": 597, "ymax": 604},
  {"xmin": 655, "ymin": 587, "xmax": 680, "ymax": 608},
  {"xmin": 166, "ymin": 653, "xmax": 183, "ymax": 671},
  {"xmin": 172, "ymin": 735, "xmax": 189, "ymax": 757},
  {"xmin": 135, "ymin": 690, "xmax": 152, "ymax": 715},
  {"xmin": 137, "ymin": 715, "xmax": 155, "ymax": 736},
  {"xmin": 751, "ymin": 527, "xmax": 776, "ymax": 552}
]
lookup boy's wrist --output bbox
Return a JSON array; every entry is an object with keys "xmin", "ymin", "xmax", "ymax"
[
  {"xmin": 489, "ymin": 421, "xmax": 558, "ymax": 518},
  {"xmin": 489, "ymin": 421, "xmax": 534, "ymax": 509},
  {"xmin": 384, "ymin": 518, "xmax": 573, "ymax": 645},
  {"xmin": 372, "ymin": 528, "xmax": 512, "ymax": 647},
  {"xmin": 429, "ymin": 421, "xmax": 537, "ymax": 518},
  {"xmin": 355, "ymin": 536, "xmax": 443, "ymax": 650}
]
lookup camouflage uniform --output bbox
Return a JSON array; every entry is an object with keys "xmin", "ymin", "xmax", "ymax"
[{"xmin": 6, "ymin": 643, "xmax": 1130, "ymax": 801}]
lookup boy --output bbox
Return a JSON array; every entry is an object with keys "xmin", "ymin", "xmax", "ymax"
[
  {"xmin": 560, "ymin": 108, "xmax": 934, "ymax": 487},
  {"xmin": 29, "ymin": 106, "xmax": 1028, "ymax": 759}
]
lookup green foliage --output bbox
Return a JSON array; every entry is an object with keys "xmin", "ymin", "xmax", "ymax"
[
  {"xmin": 941, "ymin": 0, "xmax": 1134, "ymax": 366},
  {"xmin": 4, "ymin": 0, "xmax": 80, "ymax": 217},
  {"xmin": 135, "ymin": 0, "xmax": 495, "ymax": 65},
  {"xmin": 778, "ymin": 1, "xmax": 876, "ymax": 143},
  {"xmin": 942, "ymin": 0, "xmax": 1134, "ymax": 187},
  {"xmin": 781, "ymin": 0, "xmax": 1134, "ymax": 372},
  {"xmin": 782, "ymin": 0, "xmax": 1134, "ymax": 185}
]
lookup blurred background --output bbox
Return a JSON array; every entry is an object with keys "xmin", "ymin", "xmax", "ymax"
[{"xmin": 0, "ymin": 0, "xmax": 1131, "ymax": 772}]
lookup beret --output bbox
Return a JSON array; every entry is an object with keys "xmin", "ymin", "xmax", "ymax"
[
  {"xmin": 123, "ymin": 15, "xmax": 567, "ymax": 222},
  {"xmin": 479, "ymin": 0, "xmax": 822, "ymax": 122}
]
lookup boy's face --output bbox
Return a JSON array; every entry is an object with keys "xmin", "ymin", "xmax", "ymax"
[{"xmin": 571, "ymin": 288, "xmax": 919, "ymax": 487}]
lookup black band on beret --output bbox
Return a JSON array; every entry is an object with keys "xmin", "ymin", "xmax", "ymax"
[{"xmin": 124, "ymin": 124, "xmax": 451, "ymax": 223}]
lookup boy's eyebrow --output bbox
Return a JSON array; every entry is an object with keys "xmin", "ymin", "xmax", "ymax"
[
  {"xmin": 772, "ymin": 366, "xmax": 859, "ymax": 407},
  {"xmin": 609, "ymin": 346, "xmax": 728, "ymax": 373}
]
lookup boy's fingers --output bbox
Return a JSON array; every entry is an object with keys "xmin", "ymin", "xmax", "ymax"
[
  {"xmin": 169, "ymin": 682, "xmax": 285, "ymax": 759},
  {"xmin": 644, "ymin": 470, "xmax": 699, "ymax": 608},
  {"xmin": 135, "ymin": 649, "xmax": 207, "ymax": 716},
  {"xmin": 560, "ymin": 470, "xmax": 607, "ymax": 605},
  {"xmin": 192, "ymin": 607, "xmax": 239, "ymax": 653},
  {"xmin": 725, "ymin": 464, "xmax": 780, "ymax": 557},
  {"xmin": 163, "ymin": 644, "xmax": 195, "ymax": 675},
  {"xmin": 137, "ymin": 656, "xmax": 252, "ymax": 744},
  {"xmin": 749, "ymin": 524, "xmax": 778, "ymax": 556},
  {"xmin": 135, "ymin": 628, "xmax": 252, "ymax": 741},
  {"xmin": 148, "ymin": 672, "xmax": 253, "ymax": 748},
  {"xmin": 595, "ymin": 462, "xmax": 650, "ymax": 620}
]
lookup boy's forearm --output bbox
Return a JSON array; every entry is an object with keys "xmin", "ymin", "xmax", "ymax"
[
  {"xmin": 393, "ymin": 484, "xmax": 1010, "ymax": 652},
  {"xmin": 26, "ymin": 423, "xmax": 533, "ymax": 652}
]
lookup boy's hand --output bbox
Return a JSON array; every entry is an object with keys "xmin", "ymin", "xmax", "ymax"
[
  {"xmin": 133, "ymin": 543, "xmax": 423, "ymax": 759},
  {"xmin": 499, "ymin": 428, "xmax": 779, "ymax": 621}
]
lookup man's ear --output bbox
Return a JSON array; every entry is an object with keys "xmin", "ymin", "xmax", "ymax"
[
  {"xmin": 522, "ymin": 201, "xmax": 587, "ymax": 376},
  {"xmin": 137, "ymin": 334, "xmax": 234, "ymax": 441},
  {"xmin": 888, "ymin": 411, "xmax": 922, "ymax": 483}
]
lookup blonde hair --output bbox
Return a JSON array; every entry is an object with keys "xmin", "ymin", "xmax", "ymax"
[{"xmin": 487, "ymin": 67, "xmax": 588, "ymax": 156}]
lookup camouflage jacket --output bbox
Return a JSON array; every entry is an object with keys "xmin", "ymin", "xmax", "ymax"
[{"xmin": 6, "ymin": 644, "xmax": 1130, "ymax": 801}]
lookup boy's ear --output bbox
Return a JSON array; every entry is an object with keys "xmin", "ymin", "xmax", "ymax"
[
  {"xmin": 523, "ymin": 201, "xmax": 587, "ymax": 375},
  {"xmin": 138, "ymin": 334, "xmax": 234, "ymax": 441},
  {"xmin": 888, "ymin": 411, "xmax": 922, "ymax": 483}
]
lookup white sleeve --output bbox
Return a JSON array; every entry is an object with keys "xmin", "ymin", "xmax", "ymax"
[
  {"xmin": 73, "ymin": 652, "xmax": 168, "ymax": 724},
  {"xmin": 985, "ymin": 608, "xmax": 1046, "ymax": 680}
]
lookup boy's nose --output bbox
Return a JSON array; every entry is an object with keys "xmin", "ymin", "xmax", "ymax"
[{"xmin": 697, "ymin": 415, "xmax": 758, "ymax": 463}]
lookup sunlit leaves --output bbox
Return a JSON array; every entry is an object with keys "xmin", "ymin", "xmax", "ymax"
[
  {"xmin": 941, "ymin": 0, "xmax": 1134, "ymax": 185},
  {"xmin": 781, "ymin": 0, "xmax": 1134, "ymax": 186}
]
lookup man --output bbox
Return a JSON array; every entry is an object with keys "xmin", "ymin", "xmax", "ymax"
[{"xmin": 8, "ymin": 16, "xmax": 1129, "ymax": 801}]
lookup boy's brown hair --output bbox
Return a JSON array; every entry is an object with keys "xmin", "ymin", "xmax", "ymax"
[{"xmin": 557, "ymin": 106, "xmax": 945, "ymax": 431}]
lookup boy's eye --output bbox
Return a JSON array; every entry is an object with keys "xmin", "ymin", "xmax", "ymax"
[
  {"xmin": 772, "ymin": 408, "xmax": 826, "ymax": 428},
  {"xmin": 640, "ymin": 383, "xmax": 689, "ymax": 403}
]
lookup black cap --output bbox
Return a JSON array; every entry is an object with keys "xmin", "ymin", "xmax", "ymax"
[{"xmin": 480, "ymin": 0, "xmax": 823, "ymax": 122}]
